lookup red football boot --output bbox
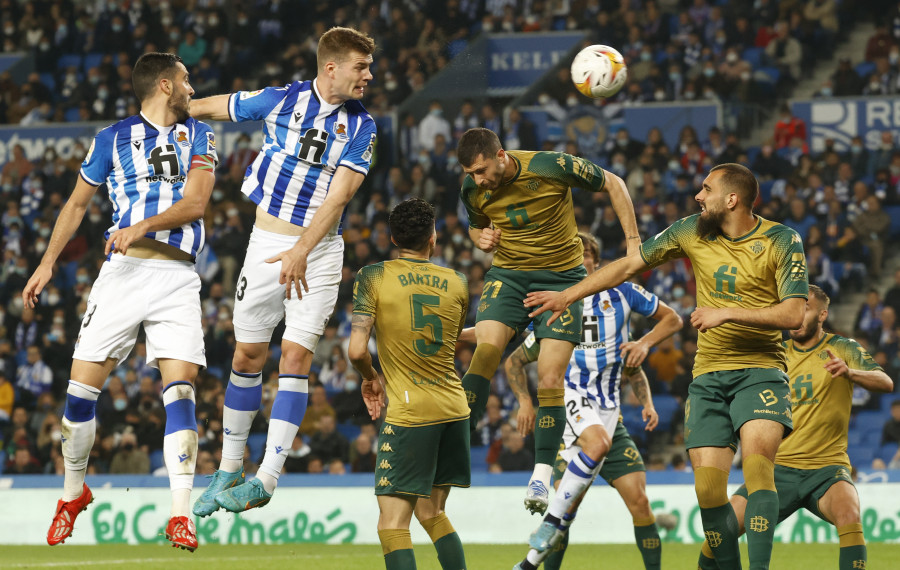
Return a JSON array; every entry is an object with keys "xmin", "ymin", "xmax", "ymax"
[
  {"xmin": 165, "ymin": 516, "xmax": 198, "ymax": 552},
  {"xmin": 47, "ymin": 483, "xmax": 94, "ymax": 546}
]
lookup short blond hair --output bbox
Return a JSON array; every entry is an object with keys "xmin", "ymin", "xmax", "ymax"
[{"xmin": 317, "ymin": 27, "xmax": 376, "ymax": 71}]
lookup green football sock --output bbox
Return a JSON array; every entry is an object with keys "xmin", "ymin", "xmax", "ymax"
[
  {"xmin": 634, "ymin": 518, "xmax": 662, "ymax": 570},
  {"xmin": 433, "ymin": 533, "xmax": 466, "ymax": 570},
  {"xmin": 534, "ymin": 387, "xmax": 566, "ymax": 465},
  {"xmin": 699, "ymin": 504, "xmax": 742, "ymax": 569},
  {"xmin": 461, "ymin": 344, "xmax": 502, "ymax": 427},
  {"xmin": 839, "ymin": 545, "xmax": 866, "ymax": 570},
  {"xmin": 837, "ymin": 523, "xmax": 866, "ymax": 570},
  {"xmin": 698, "ymin": 539, "xmax": 720, "ymax": 569},
  {"xmin": 380, "ymin": 529, "xmax": 417, "ymax": 570},
  {"xmin": 384, "ymin": 549, "xmax": 417, "ymax": 570},
  {"xmin": 745, "ymin": 489, "xmax": 778, "ymax": 570}
]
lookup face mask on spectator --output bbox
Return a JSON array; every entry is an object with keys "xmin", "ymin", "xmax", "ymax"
[
  {"xmin": 726, "ymin": 52, "xmax": 738, "ymax": 63},
  {"xmin": 869, "ymin": 82, "xmax": 880, "ymax": 91},
  {"xmin": 566, "ymin": 96, "xmax": 578, "ymax": 107},
  {"xmin": 669, "ymin": 72, "xmax": 681, "ymax": 82},
  {"xmin": 89, "ymin": 213, "xmax": 102, "ymax": 223},
  {"xmin": 740, "ymin": 71, "xmax": 751, "ymax": 81},
  {"xmin": 211, "ymin": 190, "xmax": 224, "ymax": 202},
  {"xmin": 213, "ymin": 215, "xmax": 224, "ymax": 225},
  {"xmin": 209, "ymin": 16, "xmax": 219, "ymax": 27},
  {"xmin": 237, "ymin": 140, "xmax": 249, "ymax": 150},
  {"xmin": 641, "ymin": 52, "xmax": 652, "ymax": 62},
  {"xmin": 345, "ymin": 380, "xmax": 358, "ymax": 392},
  {"xmin": 47, "ymin": 293, "xmax": 60, "ymax": 305},
  {"xmin": 36, "ymin": 240, "xmax": 48, "ymax": 254},
  {"xmin": 851, "ymin": 144, "xmax": 862, "ymax": 154},
  {"xmin": 821, "ymin": 87, "xmax": 832, "ymax": 96},
  {"xmin": 654, "ymin": 90, "xmax": 666, "ymax": 101},
  {"xmin": 111, "ymin": 23, "xmax": 123, "ymax": 33},
  {"xmin": 114, "ymin": 399, "xmax": 127, "ymax": 411},
  {"xmin": 76, "ymin": 274, "xmax": 90, "ymax": 285},
  {"xmin": 703, "ymin": 68, "xmax": 715, "ymax": 78},
  {"xmin": 227, "ymin": 208, "xmax": 238, "ymax": 218}
]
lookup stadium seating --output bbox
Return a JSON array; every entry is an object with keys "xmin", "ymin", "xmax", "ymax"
[
  {"xmin": 651, "ymin": 394, "xmax": 680, "ymax": 433},
  {"xmin": 848, "ymin": 445, "xmax": 876, "ymax": 467},
  {"xmin": 336, "ymin": 422, "xmax": 361, "ymax": 442},
  {"xmin": 471, "ymin": 446, "xmax": 489, "ymax": 471},
  {"xmin": 149, "ymin": 449, "xmax": 165, "ymax": 472},
  {"xmin": 879, "ymin": 442, "xmax": 898, "ymax": 463}
]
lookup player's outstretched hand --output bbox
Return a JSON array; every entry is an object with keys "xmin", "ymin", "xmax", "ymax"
[
  {"xmin": 515, "ymin": 400, "xmax": 536, "ymax": 438},
  {"xmin": 690, "ymin": 306, "xmax": 729, "ymax": 333},
  {"xmin": 621, "ymin": 339, "xmax": 650, "ymax": 368},
  {"xmin": 23, "ymin": 265, "xmax": 53, "ymax": 309},
  {"xmin": 525, "ymin": 290, "xmax": 568, "ymax": 324},
  {"xmin": 478, "ymin": 227, "xmax": 501, "ymax": 253},
  {"xmin": 642, "ymin": 406, "xmax": 658, "ymax": 431},
  {"xmin": 361, "ymin": 375, "xmax": 386, "ymax": 421},
  {"xmin": 266, "ymin": 247, "xmax": 309, "ymax": 300},
  {"xmin": 105, "ymin": 222, "xmax": 147, "ymax": 256},
  {"xmin": 823, "ymin": 349, "xmax": 850, "ymax": 379}
]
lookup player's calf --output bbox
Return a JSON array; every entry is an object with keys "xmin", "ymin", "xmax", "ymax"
[{"xmin": 163, "ymin": 382, "xmax": 199, "ymax": 521}]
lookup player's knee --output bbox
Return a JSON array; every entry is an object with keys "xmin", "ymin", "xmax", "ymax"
[
  {"xmin": 742, "ymin": 454, "xmax": 776, "ymax": 494},
  {"xmin": 233, "ymin": 344, "xmax": 267, "ymax": 371},
  {"xmin": 279, "ymin": 344, "xmax": 312, "ymax": 375},
  {"xmin": 582, "ymin": 430, "xmax": 611, "ymax": 461},
  {"xmin": 694, "ymin": 466, "xmax": 730, "ymax": 508},
  {"xmin": 628, "ymin": 493, "xmax": 652, "ymax": 519}
]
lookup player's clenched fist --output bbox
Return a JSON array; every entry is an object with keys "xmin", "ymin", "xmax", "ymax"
[{"xmin": 478, "ymin": 226, "xmax": 501, "ymax": 252}]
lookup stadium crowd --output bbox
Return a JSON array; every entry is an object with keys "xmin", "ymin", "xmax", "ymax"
[{"xmin": 2, "ymin": 0, "xmax": 900, "ymax": 478}]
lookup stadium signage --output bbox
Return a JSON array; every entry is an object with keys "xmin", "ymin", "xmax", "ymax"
[
  {"xmin": 487, "ymin": 32, "xmax": 586, "ymax": 94},
  {"xmin": 792, "ymin": 96, "xmax": 900, "ymax": 152},
  {"xmin": 3, "ymin": 484, "xmax": 900, "ymax": 545}
]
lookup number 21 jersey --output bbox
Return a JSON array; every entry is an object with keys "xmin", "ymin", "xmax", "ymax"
[{"xmin": 229, "ymin": 80, "xmax": 377, "ymax": 231}]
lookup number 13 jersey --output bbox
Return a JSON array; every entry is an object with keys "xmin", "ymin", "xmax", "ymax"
[
  {"xmin": 229, "ymin": 80, "xmax": 377, "ymax": 231},
  {"xmin": 353, "ymin": 258, "xmax": 469, "ymax": 427}
]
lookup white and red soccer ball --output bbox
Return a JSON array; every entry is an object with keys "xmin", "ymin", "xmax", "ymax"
[{"xmin": 571, "ymin": 45, "xmax": 628, "ymax": 99}]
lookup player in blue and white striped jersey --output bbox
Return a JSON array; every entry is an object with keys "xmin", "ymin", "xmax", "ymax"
[
  {"xmin": 23, "ymin": 53, "xmax": 218, "ymax": 552},
  {"xmin": 508, "ymin": 232, "xmax": 682, "ymax": 570},
  {"xmin": 188, "ymin": 27, "xmax": 378, "ymax": 515}
]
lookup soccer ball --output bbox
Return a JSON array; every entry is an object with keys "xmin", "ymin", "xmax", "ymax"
[{"xmin": 570, "ymin": 45, "xmax": 628, "ymax": 99}]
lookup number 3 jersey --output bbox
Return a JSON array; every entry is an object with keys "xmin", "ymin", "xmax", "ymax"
[
  {"xmin": 80, "ymin": 113, "xmax": 218, "ymax": 259},
  {"xmin": 353, "ymin": 258, "xmax": 469, "ymax": 427},
  {"xmin": 776, "ymin": 333, "xmax": 883, "ymax": 469},
  {"xmin": 522, "ymin": 282, "xmax": 660, "ymax": 409},
  {"xmin": 228, "ymin": 80, "xmax": 376, "ymax": 231}
]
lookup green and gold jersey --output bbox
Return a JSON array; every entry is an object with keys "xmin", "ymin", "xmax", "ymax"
[
  {"xmin": 460, "ymin": 150, "xmax": 607, "ymax": 271},
  {"xmin": 640, "ymin": 214, "xmax": 808, "ymax": 377},
  {"xmin": 776, "ymin": 334, "xmax": 882, "ymax": 469},
  {"xmin": 353, "ymin": 258, "xmax": 470, "ymax": 427}
]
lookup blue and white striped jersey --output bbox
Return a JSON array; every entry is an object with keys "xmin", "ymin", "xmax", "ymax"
[
  {"xmin": 566, "ymin": 282, "xmax": 659, "ymax": 408},
  {"xmin": 80, "ymin": 113, "xmax": 218, "ymax": 259},
  {"xmin": 524, "ymin": 282, "xmax": 659, "ymax": 408},
  {"xmin": 228, "ymin": 80, "xmax": 377, "ymax": 232}
]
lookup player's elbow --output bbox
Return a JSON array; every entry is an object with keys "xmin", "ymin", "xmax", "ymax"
[
  {"xmin": 877, "ymin": 374, "xmax": 894, "ymax": 393},
  {"xmin": 347, "ymin": 343, "xmax": 368, "ymax": 364}
]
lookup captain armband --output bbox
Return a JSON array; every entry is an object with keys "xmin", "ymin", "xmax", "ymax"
[{"xmin": 190, "ymin": 154, "xmax": 216, "ymax": 171}]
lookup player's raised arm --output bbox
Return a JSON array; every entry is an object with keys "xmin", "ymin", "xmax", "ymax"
[
  {"xmin": 621, "ymin": 299, "xmax": 683, "ymax": 369},
  {"xmin": 824, "ymin": 348, "xmax": 894, "ymax": 392},
  {"xmin": 189, "ymin": 94, "xmax": 231, "ymax": 121},
  {"xmin": 526, "ymin": 251, "xmax": 648, "ymax": 324},
  {"xmin": 23, "ymin": 176, "xmax": 98, "ymax": 308},
  {"xmin": 600, "ymin": 169, "xmax": 642, "ymax": 256},
  {"xmin": 690, "ymin": 296, "xmax": 806, "ymax": 333}
]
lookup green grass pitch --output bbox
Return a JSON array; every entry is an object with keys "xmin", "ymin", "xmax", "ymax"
[{"xmin": 2, "ymin": 543, "xmax": 898, "ymax": 569}]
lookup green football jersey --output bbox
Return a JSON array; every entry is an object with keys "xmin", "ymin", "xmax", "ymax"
[
  {"xmin": 777, "ymin": 334, "xmax": 882, "ymax": 469},
  {"xmin": 460, "ymin": 150, "xmax": 607, "ymax": 271},
  {"xmin": 353, "ymin": 258, "xmax": 470, "ymax": 427},
  {"xmin": 640, "ymin": 214, "xmax": 808, "ymax": 376}
]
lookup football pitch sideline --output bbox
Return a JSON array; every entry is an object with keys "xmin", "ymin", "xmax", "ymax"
[{"xmin": 3, "ymin": 543, "xmax": 899, "ymax": 569}]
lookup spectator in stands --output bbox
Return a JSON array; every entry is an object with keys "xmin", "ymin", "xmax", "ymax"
[
  {"xmin": 505, "ymin": 108, "xmax": 537, "ymax": 151},
  {"xmin": 418, "ymin": 100, "xmax": 451, "ymax": 153},
  {"xmin": 866, "ymin": 24, "xmax": 895, "ymax": 62},
  {"xmin": 855, "ymin": 289, "xmax": 885, "ymax": 343},
  {"xmin": 109, "ymin": 431, "xmax": 150, "ymax": 474},
  {"xmin": 852, "ymin": 196, "xmax": 891, "ymax": 279},
  {"xmin": 773, "ymin": 104, "xmax": 807, "ymax": 149},
  {"xmin": 647, "ymin": 335, "xmax": 683, "ymax": 385},
  {"xmin": 15, "ymin": 345, "xmax": 52, "ymax": 408},
  {"xmin": 298, "ymin": 384, "xmax": 336, "ymax": 438},
  {"xmin": 453, "ymin": 99, "xmax": 479, "ymax": 142},
  {"xmin": 332, "ymin": 372, "xmax": 368, "ymax": 424},
  {"xmin": 765, "ymin": 21, "xmax": 802, "ymax": 85},
  {"xmin": 495, "ymin": 428, "xmax": 534, "ymax": 473},
  {"xmin": 782, "ymin": 198, "xmax": 819, "ymax": 242},
  {"xmin": 349, "ymin": 432, "xmax": 376, "ymax": 473},
  {"xmin": 0, "ymin": 371, "xmax": 12, "ymax": 424},
  {"xmin": 883, "ymin": 400, "xmax": 900, "ymax": 444},
  {"xmin": 885, "ymin": 269, "xmax": 900, "ymax": 318},
  {"xmin": 832, "ymin": 57, "xmax": 863, "ymax": 96},
  {"xmin": 7, "ymin": 445, "xmax": 41, "ymax": 474},
  {"xmin": 753, "ymin": 142, "xmax": 793, "ymax": 181},
  {"xmin": 869, "ymin": 131, "xmax": 897, "ymax": 176},
  {"xmin": 309, "ymin": 414, "xmax": 349, "ymax": 465}
]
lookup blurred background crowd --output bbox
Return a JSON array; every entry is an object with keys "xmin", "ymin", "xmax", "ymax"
[{"xmin": 2, "ymin": 0, "xmax": 900, "ymax": 479}]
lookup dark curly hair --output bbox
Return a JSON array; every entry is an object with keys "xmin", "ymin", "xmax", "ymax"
[{"xmin": 389, "ymin": 198, "xmax": 435, "ymax": 252}]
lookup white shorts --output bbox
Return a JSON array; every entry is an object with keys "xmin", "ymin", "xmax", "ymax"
[
  {"xmin": 73, "ymin": 255, "xmax": 206, "ymax": 369},
  {"xmin": 232, "ymin": 226, "xmax": 343, "ymax": 351},
  {"xmin": 560, "ymin": 389, "xmax": 620, "ymax": 464}
]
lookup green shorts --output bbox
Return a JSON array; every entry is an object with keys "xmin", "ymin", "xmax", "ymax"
[
  {"xmin": 734, "ymin": 464, "xmax": 853, "ymax": 523},
  {"xmin": 552, "ymin": 421, "xmax": 645, "ymax": 486},
  {"xmin": 684, "ymin": 368, "xmax": 793, "ymax": 450},
  {"xmin": 374, "ymin": 419, "xmax": 471, "ymax": 498},
  {"xmin": 477, "ymin": 266, "xmax": 586, "ymax": 344}
]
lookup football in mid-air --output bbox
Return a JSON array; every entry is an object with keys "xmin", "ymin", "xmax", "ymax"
[{"xmin": 570, "ymin": 45, "xmax": 628, "ymax": 99}]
